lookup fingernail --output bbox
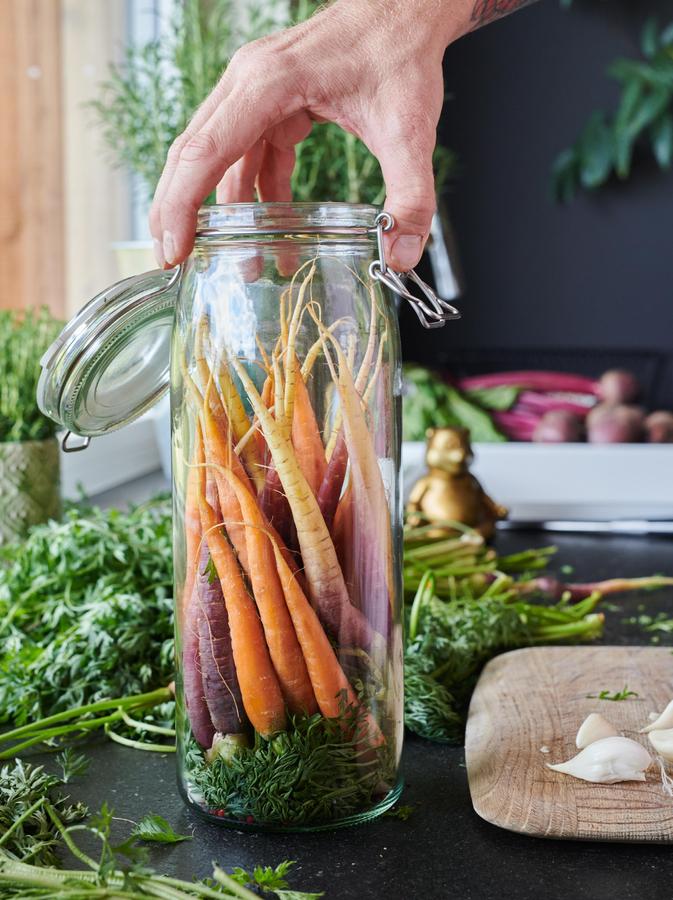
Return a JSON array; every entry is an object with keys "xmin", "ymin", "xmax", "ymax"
[
  {"xmin": 153, "ymin": 238, "xmax": 165, "ymax": 268},
  {"xmin": 163, "ymin": 231, "xmax": 175, "ymax": 267},
  {"xmin": 390, "ymin": 234, "xmax": 422, "ymax": 271}
]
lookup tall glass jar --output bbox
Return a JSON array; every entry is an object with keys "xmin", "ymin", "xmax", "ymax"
[{"xmin": 173, "ymin": 204, "xmax": 404, "ymax": 830}]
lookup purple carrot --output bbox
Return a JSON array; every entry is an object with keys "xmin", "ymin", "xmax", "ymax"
[
  {"xmin": 181, "ymin": 579, "xmax": 215, "ymax": 749},
  {"xmin": 195, "ymin": 543, "xmax": 246, "ymax": 736},
  {"xmin": 459, "ymin": 371, "xmax": 598, "ymax": 395},
  {"xmin": 516, "ymin": 390, "xmax": 595, "ymax": 418},
  {"xmin": 260, "ymin": 466, "xmax": 295, "ymax": 548},
  {"xmin": 317, "ymin": 433, "xmax": 349, "ymax": 531}
]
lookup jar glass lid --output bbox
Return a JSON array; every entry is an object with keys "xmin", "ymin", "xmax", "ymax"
[{"xmin": 37, "ymin": 268, "xmax": 180, "ymax": 442}]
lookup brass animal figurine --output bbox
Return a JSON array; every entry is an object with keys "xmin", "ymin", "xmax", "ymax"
[{"xmin": 406, "ymin": 427, "xmax": 508, "ymax": 541}]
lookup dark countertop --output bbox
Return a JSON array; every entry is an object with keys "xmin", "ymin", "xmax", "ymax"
[{"xmin": 74, "ymin": 474, "xmax": 673, "ymax": 899}]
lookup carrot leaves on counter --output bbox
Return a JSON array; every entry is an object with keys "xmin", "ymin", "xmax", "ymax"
[
  {"xmin": 0, "ymin": 497, "xmax": 174, "ymax": 726},
  {"xmin": 586, "ymin": 686, "xmax": 639, "ymax": 702}
]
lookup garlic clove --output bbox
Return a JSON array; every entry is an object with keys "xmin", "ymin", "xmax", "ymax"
[
  {"xmin": 640, "ymin": 698, "xmax": 673, "ymax": 733},
  {"xmin": 548, "ymin": 736, "xmax": 652, "ymax": 784},
  {"xmin": 575, "ymin": 713, "xmax": 618, "ymax": 749},
  {"xmin": 646, "ymin": 728, "xmax": 673, "ymax": 763}
]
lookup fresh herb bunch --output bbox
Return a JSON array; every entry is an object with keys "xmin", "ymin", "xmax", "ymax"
[
  {"xmin": 553, "ymin": 17, "xmax": 673, "ymax": 202},
  {"xmin": 0, "ymin": 760, "xmax": 87, "ymax": 867},
  {"xmin": 403, "ymin": 572, "xmax": 604, "ymax": 742},
  {"xmin": 92, "ymin": 0, "xmax": 456, "ymax": 205},
  {"xmin": 402, "ymin": 365, "xmax": 508, "ymax": 443},
  {"xmin": 189, "ymin": 710, "xmax": 393, "ymax": 826},
  {"xmin": 0, "ymin": 497, "xmax": 173, "ymax": 726},
  {"xmin": 0, "ymin": 308, "xmax": 61, "ymax": 443},
  {"xmin": 0, "ymin": 775, "xmax": 320, "ymax": 899}
]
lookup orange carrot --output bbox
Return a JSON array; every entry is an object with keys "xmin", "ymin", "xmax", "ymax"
[
  {"xmin": 269, "ymin": 539, "xmax": 384, "ymax": 747},
  {"xmin": 219, "ymin": 469, "xmax": 317, "ymax": 716},
  {"xmin": 201, "ymin": 382, "xmax": 252, "ymax": 573},
  {"xmin": 198, "ymin": 464, "xmax": 286, "ymax": 737},
  {"xmin": 291, "ymin": 355, "xmax": 327, "ymax": 496},
  {"xmin": 180, "ymin": 430, "xmax": 204, "ymax": 629}
]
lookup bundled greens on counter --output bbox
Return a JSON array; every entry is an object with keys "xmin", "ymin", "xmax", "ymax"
[{"xmin": 0, "ymin": 758, "xmax": 321, "ymax": 899}]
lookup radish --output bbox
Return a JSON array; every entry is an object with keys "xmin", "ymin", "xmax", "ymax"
[
  {"xmin": 645, "ymin": 411, "xmax": 673, "ymax": 443},
  {"xmin": 587, "ymin": 404, "xmax": 645, "ymax": 443},
  {"xmin": 597, "ymin": 369, "xmax": 640, "ymax": 405}
]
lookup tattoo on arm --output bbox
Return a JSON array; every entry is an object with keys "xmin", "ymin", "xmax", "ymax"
[{"xmin": 470, "ymin": 0, "xmax": 537, "ymax": 28}]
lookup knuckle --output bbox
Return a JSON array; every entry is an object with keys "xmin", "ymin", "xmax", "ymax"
[{"xmin": 179, "ymin": 130, "xmax": 220, "ymax": 165}]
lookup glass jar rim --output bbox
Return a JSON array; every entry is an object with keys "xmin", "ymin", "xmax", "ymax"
[{"xmin": 195, "ymin": 202, "xmax": 380, "ymax": 237}]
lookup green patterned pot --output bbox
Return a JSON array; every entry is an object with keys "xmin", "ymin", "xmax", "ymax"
[{"xmin": 0, "ymin": 438, "xmax": 60, "ymax": 544}]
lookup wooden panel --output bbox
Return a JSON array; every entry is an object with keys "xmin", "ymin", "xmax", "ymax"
[
  {"xmin": 0, "ymin": 0, "xmax": 65, "ymax": 315},
  {"xmin": 61, "ymin": 0, "xmax": 130, "ymax": 316},
  {"xmin": 465, "ymin": 646, "xmax": 673, "ymax": 842}
]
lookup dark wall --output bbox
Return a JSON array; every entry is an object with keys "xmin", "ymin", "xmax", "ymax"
[{"xmin": 402, "ymin": 0, "xmax": 673, "ymax": 407}]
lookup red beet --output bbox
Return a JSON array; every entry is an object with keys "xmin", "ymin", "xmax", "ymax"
[
  {"xmin": 532, "ymin": 410, "xmax": 583, "ymax": 443},
  {"xmin": 645, "ymin": 411, "xmax": 673, "ymax": 443},
  {"xmin": 597, "ymin": 369, "xmax": 640, "ymax": 405}
]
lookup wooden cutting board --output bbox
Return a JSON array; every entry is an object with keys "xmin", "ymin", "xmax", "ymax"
[{"xmin": 465, "ymin": 645, "xmax": 673, "ymax": 842}]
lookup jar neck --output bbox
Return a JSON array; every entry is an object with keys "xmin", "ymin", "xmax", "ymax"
[{"xmin": 195, "ymin": 202, "xmax": 380, "ymax": 239}]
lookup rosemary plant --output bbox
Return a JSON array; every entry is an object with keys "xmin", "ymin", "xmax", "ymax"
[
  {"xmin": 91, "ymin": 0, "xmax": 456, "ymax": 204},
  {"xmin": 0, "ymin": 309, "xmax": 61, "ymax": 444}
]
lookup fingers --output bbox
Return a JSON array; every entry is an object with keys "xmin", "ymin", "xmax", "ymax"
[
  {"xmin": 151, "ymin": 48, "xmax": 303, "ymax": 267},
  {"xmin": 371, "ymin": 116, "xmax": 438, "ymax": 272},
  {"xmin": 216, "ymin": 141, "xmax": 265, "ymax": 202}
]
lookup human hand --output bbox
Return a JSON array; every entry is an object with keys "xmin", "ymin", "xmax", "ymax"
[{"xmin": 149, "ymin": 0, "xmax": 466, "ymax": 272}]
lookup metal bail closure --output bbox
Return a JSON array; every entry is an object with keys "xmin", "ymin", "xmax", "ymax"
[{"xmin": 368, "ymin": 212, "xmax": 461, "ymax": 329}]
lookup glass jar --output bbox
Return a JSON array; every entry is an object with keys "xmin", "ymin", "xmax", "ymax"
[
  {"xmin": 39, "ymin": 203, "xmax": 423, "ymax": 831},
  {"xmin": 173, "ymin": 204, "xmax": 404, "ymax": 829}
]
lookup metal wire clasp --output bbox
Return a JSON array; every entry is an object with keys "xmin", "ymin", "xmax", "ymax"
[{"xmin": 368, "ymin": 212, "xmax": 460, "ymax": 329}]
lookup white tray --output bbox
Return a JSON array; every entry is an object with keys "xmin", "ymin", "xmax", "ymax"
[{"xmin": 402, "ymin": 442, "xmax": 673, "ymax": 521}]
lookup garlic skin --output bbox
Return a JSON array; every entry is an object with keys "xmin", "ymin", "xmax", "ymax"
[
  {"xmin": 646, "ymin": 728, "xmax": 673, "ymax": 763},
  {"xmin": 640, "ymin": 698, "xmax": 673, "ymax": 734},
  {"xmin": 575, "ymin": 713, "xmax": 618, "ymax": 749},
  {"xmin": 548, "ymin": 736, "xmax": 652, "ymax": 784}
]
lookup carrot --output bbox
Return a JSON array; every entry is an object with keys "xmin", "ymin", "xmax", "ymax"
[
  {"xmin": 291, "ymin": 355, "xmax": 326, "ymax": 496},
  {"xmin": 195, "ymin": 540, "xmax": 246, "ymax": 737},
  {"xmin": 180, "ymin": 433, "xmax": 204, "ymax": 629},
  {"xmin": 269, "ymin": 539, "xmax": 384, "ymax": 747},
  {"xmin": 283, "ymin": 262, "xmax": 315, "ymax": 429},
  {"xmin": 228, "ymin": 353, "xmax": 378, "ymax": 652},
  {"xmin": 195, "ymin": 320, "xmax": 264, "ymax": 490},
  {"xmin": 181, "ymin": 578, "xmax": 216, "ymax": 750},
  {"xmin": 198, "ymin": 459, "xmax": 287, "ymax": 737},
  {"xmin": 219, "ymin": 468, "xmax": 317, "ymax": 716},
  {"xmin": 313, "ymin": 314, "xmax": 395, "ymax": 640},
  {"xmin": 201, "ymin": 381, "xmax": 252, "ymax": 573},
  {"xmin": 332, "ymin": 479, "xmax": 355, "ymax": 596}
]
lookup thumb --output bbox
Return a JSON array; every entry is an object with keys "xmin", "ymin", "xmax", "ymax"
[{"xmin": 375, "ymin": 128, "xmax": 437, "ymax": 271}]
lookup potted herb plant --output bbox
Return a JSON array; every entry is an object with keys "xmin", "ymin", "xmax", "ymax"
[{"xmin": 0, "ymin": 309, "xmax": 62, "ymax": 544}]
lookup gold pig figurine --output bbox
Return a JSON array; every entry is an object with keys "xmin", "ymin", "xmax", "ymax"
[{"xmin": 406, "ymin": 427, "xmax": 508, "ymax": 541}]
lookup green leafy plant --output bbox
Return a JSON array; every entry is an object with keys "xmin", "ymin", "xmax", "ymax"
[
  {"xmin": 91, "ymin": 0, "xmax": 456, "ymax": 205},
  {"xmin": 0, "ymin": 308, "xmax": 61, "ymax": 444},
  {"xmin": 0, "ymin": 497, "xmax": 174, "ymax": 726},
  {"xmin": 553, "ymin": 18, "xmax": 673, "ymax": 201},
  {"xmin": 131, "ymin": 813, "xmax": 192, "ymax": 844}
]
